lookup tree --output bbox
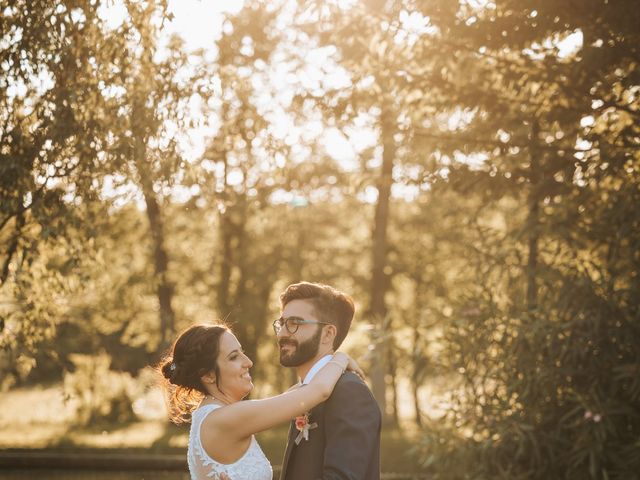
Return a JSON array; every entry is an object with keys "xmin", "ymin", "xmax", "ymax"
[
  {"xmin": 0, "ymin": 0, "xmax": 127, "ymax": 372},
  {"xmin": 104, "ymin": 0, "xmax": 190, "ymax": 351},
  {"xmin": 403, "ymin": 0, "xmax": 640, "ymax": 478},
  {"xmin": 297, "ymin": 0, "xmax": 639, "ymax": 476},
  {"xmin": 193, "ymin": 1, "xmax": 289, "ymax": 365}
]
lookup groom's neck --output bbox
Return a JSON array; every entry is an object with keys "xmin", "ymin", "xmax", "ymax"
[
  {"xmin": 297, "ymin": 349, "xmax": 333, "ymax": 382},
  {"xmin": 296, "ymin": 363, "xmax": 313, "ymax": 382}
]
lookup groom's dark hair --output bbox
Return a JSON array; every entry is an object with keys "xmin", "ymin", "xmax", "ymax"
[{"xmin": 280, "ymin": 281, "xmax": 355, "ymax": 349}]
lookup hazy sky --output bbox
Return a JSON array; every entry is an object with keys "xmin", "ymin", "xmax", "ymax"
[{"xmin": 97, "ymin": 0, "xmax": 583, "ymax": 206}]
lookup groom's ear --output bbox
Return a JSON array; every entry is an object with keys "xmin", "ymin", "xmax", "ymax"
[{"xmin": 322, "ymin": 323, "xmax": 337, "ymax": 346}]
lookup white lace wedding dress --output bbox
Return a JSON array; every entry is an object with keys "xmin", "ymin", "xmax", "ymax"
[{"xmin": 188, "ymin": 403, "xmax": 273, "ymax": 480}]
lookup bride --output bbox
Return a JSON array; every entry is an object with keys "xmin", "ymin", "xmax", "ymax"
[{"xmin": 159, "ymin": 323, "xmax": 362, "ymax": 480}]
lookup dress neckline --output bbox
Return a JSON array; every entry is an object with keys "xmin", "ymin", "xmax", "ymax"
[{"xmin": 194, "ymin": 403, "xmax": 256, "ymax": 467}]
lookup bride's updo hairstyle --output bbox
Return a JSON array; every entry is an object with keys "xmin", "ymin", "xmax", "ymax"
[{"xmin": 159, "ymin": 323, "xmax": 229, "ymax": 424}]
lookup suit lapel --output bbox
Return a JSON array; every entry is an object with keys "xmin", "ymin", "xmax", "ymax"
[{"xmin": 280, "ymin": 419, "xmax": 298, "ymax": 480}]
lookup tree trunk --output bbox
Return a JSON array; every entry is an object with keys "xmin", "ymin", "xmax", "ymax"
[
  {"xmin": 388, "ymin": 338, "xmax": 399, "ymax": 426},
  {"xmin": 526, "ymin": 201, "xmax": 539, "ymax": 312},
  {"xmin": 527, "ymin": 122, "xmax": 540, "ymax": 313},
  {"xmin": 411, "ymin": 319, "xmax": 424, "ymax": 428},
  {"xmin": 229, "ymin": 206, "xmax": 254, "ymax": 362},
  {"xmin": 217, "ymin": 215, "xmax": 234, "ymax": 316},
  {"xmin": 369, "ymin": 96, "xmax": 395, "ymax": 423},
  {"xmin": 412, "ymin": 377, "xmax": 423, "ymax": 428},
  {"xmin": 141, "ymin": 184, "xmax": 175, "ymax": 351},
  {"xmin": 133, "ymin": 103, "xmax": 175, "ymax": 352},
  {"xmin": 1, "ymin": 207, "xmax": 25, "ymax": 285},
  {"xmin": 216, "ymin": 150, "xmax": 233, "ymax": 317}
]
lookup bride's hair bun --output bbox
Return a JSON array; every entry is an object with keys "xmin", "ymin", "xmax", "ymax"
[
  {"xmin": 161, "ymin": 358, "xmax": 178, "ymax": 382},
  {"xmin": 158, "ymin": 323, "xmax": 230, "ymax": 424},
  {"xmin": 161, "ymin": 324, "xmax": 228, "ymax": 391}
]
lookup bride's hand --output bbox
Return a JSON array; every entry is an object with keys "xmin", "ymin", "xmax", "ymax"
[{"xmin": 344, "ymin": 354, "xmax": 365, "ymax": 380}]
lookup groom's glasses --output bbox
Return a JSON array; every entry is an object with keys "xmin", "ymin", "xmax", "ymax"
[{"xmin": 272, "ymin": 316, "xmax": 332, "ymax": 335}]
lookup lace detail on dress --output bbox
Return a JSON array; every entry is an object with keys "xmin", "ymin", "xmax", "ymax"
[{"xmin": 188, "ymin": 403, "xmax": 273, "ymax": 480}]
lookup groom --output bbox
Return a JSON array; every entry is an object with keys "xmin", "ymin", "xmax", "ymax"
[{"xmin": 274, "ymin": 281, "xmax": 381, "ymax": 480}]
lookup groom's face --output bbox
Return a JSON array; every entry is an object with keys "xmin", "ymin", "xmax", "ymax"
[{"xmin": 277, "ymin": 299, "xmax": 324, "ymax": 367}]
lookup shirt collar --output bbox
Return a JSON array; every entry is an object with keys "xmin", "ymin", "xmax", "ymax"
[{"xmin": 302, "ymin": 354, "xmax": 333, "ymax": 385}]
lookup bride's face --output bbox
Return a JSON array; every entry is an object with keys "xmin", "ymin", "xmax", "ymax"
[{"xmin": 215, "ymin": 331, "xmax": 254, "ymax": 400}]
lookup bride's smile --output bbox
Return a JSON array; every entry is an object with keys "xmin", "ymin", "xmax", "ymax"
[{"xmin": 214, "ymin": 331, "xmax": 254, "ymax": 401}]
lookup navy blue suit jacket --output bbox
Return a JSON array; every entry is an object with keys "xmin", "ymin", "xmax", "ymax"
[{"xmin": 279, "ymin": 372, "xmax": 382, "ymax": 480}]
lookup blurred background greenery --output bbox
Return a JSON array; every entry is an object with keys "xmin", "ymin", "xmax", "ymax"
[{"xmin": 1, "ymin": 0, "xmax": 639, "ymax": 478}]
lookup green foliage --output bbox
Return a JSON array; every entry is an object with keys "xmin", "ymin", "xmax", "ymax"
[
  {"xmin": 299, "ymin": 0, "xmax": 639, "ymax": 477},
  {"xmin": 64, "ymin": 351, "xmax": 137, "ymax": 426},
  {"xmin": 2, "ymin": 1, "xmax": 638, "ymax": 478}
]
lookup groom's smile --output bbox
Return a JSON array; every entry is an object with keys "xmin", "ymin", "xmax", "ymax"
[
  {"xmin": 278, "ymin": 338, "xmax": 299, "ymax": 359},
  {"xmin": 278, "ymin": 325, "xmax": 324, "ymax": 367},
  {"xmin": 276, "ymin": 299, "xmax": 332, "ymax": 369},
  {"xmin": 278, "ymin": 339, "xmax": 297, "ymax": 349}
]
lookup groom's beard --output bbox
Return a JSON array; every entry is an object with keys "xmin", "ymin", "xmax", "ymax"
[{"xmin": 278, "ymin": 326, "xmax": 323, "ymax": 367}]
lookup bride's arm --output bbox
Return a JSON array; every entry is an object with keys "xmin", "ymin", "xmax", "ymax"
[{"xmin": 206, "ymin": 352, "xmax": 353, "ymax": 440}]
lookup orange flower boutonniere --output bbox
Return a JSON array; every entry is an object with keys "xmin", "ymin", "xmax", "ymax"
[{"xmin": 294, "ymin": 413, "xmax": 318, "ymax": 445}]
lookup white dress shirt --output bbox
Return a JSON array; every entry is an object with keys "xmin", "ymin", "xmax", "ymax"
[{"xmin": 302, "ymin": 354, "xmax": 334, "ymax": 385}]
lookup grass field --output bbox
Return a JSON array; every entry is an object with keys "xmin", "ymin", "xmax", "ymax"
[{"xmin": 0, "ymin": 384, "xmax": 425, "ymax": 474}]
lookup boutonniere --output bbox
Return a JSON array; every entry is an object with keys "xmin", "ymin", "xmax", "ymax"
[{"xmin": 294, "ymin": 412, "xmax": 318, "ymax": 445}]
